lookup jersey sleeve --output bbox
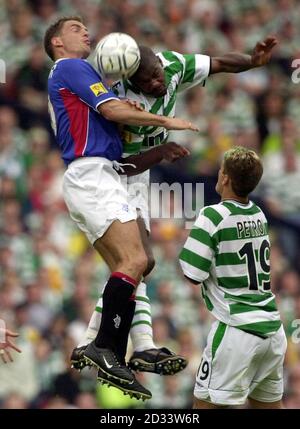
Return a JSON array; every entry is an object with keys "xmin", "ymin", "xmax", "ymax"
[
  {"xmin": 179, "ymin": 206, "xmax": 217, "ymax": 283},
  {"xmin": 60, "ymin": 59, "xmax": 119, "ymax": 110},
  {"xmin": 177, "ymin": 53, "xmax": 211, "ymax": 92}
]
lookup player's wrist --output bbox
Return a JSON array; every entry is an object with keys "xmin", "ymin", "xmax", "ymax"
[
  {"xmin": 250, "ymin": 54, "xmax": 255, "ymax": 68},
  {"xmin": 157, "ymin": 144, "xmax": 168, "ymax": 159},
  {"xmin": 161, "ymin": 116, "xmax": 172, "ymax": 129},
  {"xmin": 249, "ymin": 53, "xmax": 259, "ymax": 69}
]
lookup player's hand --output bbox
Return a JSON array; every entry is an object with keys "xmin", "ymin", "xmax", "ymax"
[
  {"xmin": 251, "ymin": 36, "xmax": 278, "ymax": 67},
  {"xmin": 122, "ymin": 99, "xmax": 144, "ymax": 111},
  {"xmin": 0, "ymin": 329, "xmax": 22, "ymax": 363},
  {"xmin": 161, "ymin": 142, "xmax": 190, "ymax": 162},
  {"xmin": 164, "ymin": 117, "xmax": 199, "ymax": 131}
]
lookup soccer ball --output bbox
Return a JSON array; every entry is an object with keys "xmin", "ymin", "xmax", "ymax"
[{"xmin": 94, "ymin": 32, "xmax": 141, "ymax": 80}]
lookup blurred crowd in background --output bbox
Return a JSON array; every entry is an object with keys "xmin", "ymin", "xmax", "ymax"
[{"xmin": 1, "ymin": 0, "xmax": 300, "ymax": 409}]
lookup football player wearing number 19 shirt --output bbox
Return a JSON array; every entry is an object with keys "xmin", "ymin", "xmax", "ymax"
[{"xmin": 180, "ymin": 147, "xmax": 287, "ymax": 409}]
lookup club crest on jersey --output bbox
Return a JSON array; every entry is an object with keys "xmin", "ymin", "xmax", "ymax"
[
  {"xmin": 167, "ymin": 83, "xmax": 174, "ymax": 98},
  {"xmin": 89, "ymin": 82, "xmax": 108, "ymax": 96}
]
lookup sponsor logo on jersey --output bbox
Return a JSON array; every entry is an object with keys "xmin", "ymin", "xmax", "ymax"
[
  {"xmin": 113, "ymin": 314, "xmax": 121, "ymax": 329},
  {"xmin": 89, "ymin": 82, "xmax": 108, "ymax": 96}
]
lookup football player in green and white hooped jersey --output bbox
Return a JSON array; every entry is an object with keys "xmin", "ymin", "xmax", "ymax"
[
  {"xmin": 180, "ymin": 147, "xmax": 287, "ymax": 409},
  {"xmin": 73, "ymin": 37, "xmax": 279, "ymax": 376}
]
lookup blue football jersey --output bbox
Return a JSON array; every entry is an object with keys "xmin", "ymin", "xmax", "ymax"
[{"xmin": 48, "ymin": 58, "xmax": 123, "ymax": 165}]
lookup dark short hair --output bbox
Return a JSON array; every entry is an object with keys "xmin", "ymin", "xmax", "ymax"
[
  {"xmin": 130, "ymin": 45, "xmax": 158, "ymax": 78},
  {"xmin": 44, "ymin": 16, "xmax": 83, "ymax": 60},
  {"xmin": 223, "ymin": 146, "xmax": 263, "ymax": 197}
]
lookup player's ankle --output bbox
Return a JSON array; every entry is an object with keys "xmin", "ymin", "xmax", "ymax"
[{"xmin": 134, "ymin": 343, "xmax": 156, "ymax": 352}]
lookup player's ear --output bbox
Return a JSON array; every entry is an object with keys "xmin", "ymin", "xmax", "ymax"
[
  {"xmin": 222, "ymin": 173, "xmax": 230, "ymax": 187},
  {"xmin": 52, "ymin": 36, "xmax": 63, "ymax": 49}
]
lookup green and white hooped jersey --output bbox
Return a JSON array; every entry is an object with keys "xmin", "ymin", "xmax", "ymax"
[
  {"xmin": 112, "ymin": 51, "xmax": 210, "ymax": 155},
  {"xmin": 179, "ymin": 200, "xmax": 281, "ymax": 338}
]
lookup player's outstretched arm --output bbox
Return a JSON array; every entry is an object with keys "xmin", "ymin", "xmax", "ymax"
[
  {"xmin": 210, "ymin": 36, "xmax": 278, "ymax": 74},
  {"xmin": 116, "ymin": 142, "xmax": 190, "ymax": 176},
  {"xmin": 98, "ymin": 99, "xmax": 199, "ymax": 131}
]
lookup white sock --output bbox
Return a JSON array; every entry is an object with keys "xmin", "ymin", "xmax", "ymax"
[
  {"xmin": 77, "ymin": 283, "xmax": 105, "ymax": 348},
  {"xmin": 130, "ymin": 282, "xmax": 156, "ymax": 352}
]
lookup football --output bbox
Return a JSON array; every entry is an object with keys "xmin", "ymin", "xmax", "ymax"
[{"xmin": 94, "ymin": 32, "xmax": 141, "ymax": 80}]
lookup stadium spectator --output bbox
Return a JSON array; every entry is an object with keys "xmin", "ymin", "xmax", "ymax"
[{"xmin": 0, "ymin": 326, "xmax": 21, "ymax": 363}]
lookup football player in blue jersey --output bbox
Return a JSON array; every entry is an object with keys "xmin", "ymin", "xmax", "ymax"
[{"xmin": 44, "ymin": 16, "xmax": 198, "ymax": 400}]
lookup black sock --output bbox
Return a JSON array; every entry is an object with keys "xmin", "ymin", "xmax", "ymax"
[
  {"xmin": 94, "ymin": 272, "xmax": 137, "ymax": 353},
  {"xmin": 116, "ymin": 298, "xmax": 136, "ymax": 364}
]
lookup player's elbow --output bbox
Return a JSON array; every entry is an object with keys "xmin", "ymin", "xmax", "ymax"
[
  {"xmin": 210, "ymin": 57, "xmax": 234, "ymax": 74},
  {"xmin": 98, "ymin": 103, "xmax": 118, "ymax": 121},
  {"xmin": 210, "ymin": 57, "xmax": 222, "ymax": 74}
]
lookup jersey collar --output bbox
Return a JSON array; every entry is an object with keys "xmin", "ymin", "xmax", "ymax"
[
  {"xmin": 54, "ymin": 58, "xmax": 70, "ymax": 64},
  {"xmin": 222, "ymin": 199, "xmax": 253, "ymax": 208},
  {"xmin": 54, "ymin": 58, "xmax": 88, "ymax": 64}
]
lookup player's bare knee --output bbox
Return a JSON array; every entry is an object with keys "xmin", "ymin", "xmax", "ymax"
[
  {"xmin": 132, "ymin": 252, "xmax": 148, "ymax": 276},
  {"xmin": 119, "ymin": 251, "xmax": 148, "ymax": 278}
]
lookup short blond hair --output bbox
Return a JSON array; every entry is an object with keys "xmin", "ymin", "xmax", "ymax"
[{"xmin": 223, "ymin": 146, "xmax": 263, "ymax": 197}]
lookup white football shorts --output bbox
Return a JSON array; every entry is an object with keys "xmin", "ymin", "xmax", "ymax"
[
  {"xmin": 63, "ymin": 157, "xmax": 137, "ymax": 244},
  {"xmin": 194, "ymin": 321, "xmax": 287, "ymax": 406}
]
